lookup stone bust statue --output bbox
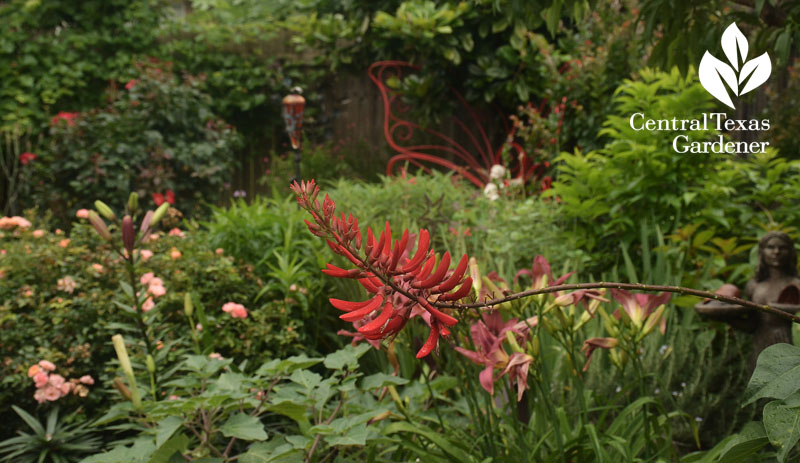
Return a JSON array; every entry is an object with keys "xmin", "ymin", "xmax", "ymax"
[{"xmin": 695, "ymin": 231, "xmax": 800, "ymax": 361}]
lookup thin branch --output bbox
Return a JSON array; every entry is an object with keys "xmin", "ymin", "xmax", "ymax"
[{"xmin": 433, "ymin": 281, "xmax": 800, "ymax": 324}]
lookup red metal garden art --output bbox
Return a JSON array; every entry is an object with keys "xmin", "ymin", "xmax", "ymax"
[{"xmin": 368, "ymin": 60, "xmax": 549, "ymax": 189}]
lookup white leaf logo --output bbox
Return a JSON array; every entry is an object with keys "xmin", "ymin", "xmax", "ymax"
[{"xmin": 698, "ymin": 22, "xmax": 771, "ymax": 109}]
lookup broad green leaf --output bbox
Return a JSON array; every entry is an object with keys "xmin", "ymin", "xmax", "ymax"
[
  {"xmin": 361, "ymin": 373, "xmax": 409, "ymax": 390},
  {"xmin": 289, "ymin": 369, "xmax": 322, "ymax": 390},
  {"xmin": 715, "ymin": 421, "xmax": 769, "ymax": 463},
  {"xmin": 744, "ymin": 344, "xmax": 800, "ymax": 406},
  {"xmin": 154, "ymin": 416, "xmax": 183, "ymax": 448},
  {"xmin": 82, "ymin": 439, "xmax": 156, "ymax": 463},
  {"xmin": 220, "ymin": 413, "xmax": 268, "ymax": 441},
  {"xmin": 323, "ymin": 344, "xmax": 371, "ymax": 370},
  {"xmin": 325, "ymin": 423, "xmax": 369, "ymax": 446},
  {"xmin": 148, "ymin": 433, "xmax": 189, "ymax": 463},
  {"xmin": 240, "ymin": 440, "xmax": 304, "ymax": 463},
  {"xmin": 257, "ymin": 355, "xmax": 322, "ymax": 376},
  {"xmin": 763, "ymin": 393, "xmax": 800, "ymax": 462},
  {"xmin": 266, "ymin": 401, "xmax": 310, "ymax": 434}
]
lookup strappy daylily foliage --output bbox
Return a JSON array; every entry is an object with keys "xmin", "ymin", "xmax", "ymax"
[{"xmin": 291, "ymin": 180, "xmax": 473, "ymax": 358}]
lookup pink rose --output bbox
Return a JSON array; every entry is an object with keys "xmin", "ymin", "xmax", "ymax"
[
  {"xmin": 141, "ymin": 297, "xmax": 155, "ymax": 312},
  {"xmin": 215, "ymin": 248, "xmax": 224, "ymax": 255},
  {"xmin": 33, "ymin": 371, "xmax": 49, "ymax": 388},
  {"xmin": 43, "ymin": 386, "xmax": 61, "ymax": 402},
  {"xmin": 60, "ymin": 382, "xmax": 73, "ymax": 395},
  {"xmin": 32, "ymin": 229, "xmax": 45, "ymax": 238},
  {"xmin": 79, "ymin": 375, "xmax": 95, "ymax": 385},
  {"xmin": 38, "ymin": 360, "xmax": 56, "ymax": 371},
  {"xmin": 140, "ymin": 249, "xmax": 153, "ymax": 261},
  {"xmin": 92, "ymin": 263, "xmax": 104, "ymax": 273},
  {"xmin": 231, "ymin": 306, "xmax": 248, "ymax": 319},
  {"xmin": 168, "ymin": 228, "xmax": 185, "ymax": 238},
  {"xmin": 33, "ymin": 388, "xmax": 47, "ymax": 403},
  {"xmin": 208, "ymin": 353, "xmax": 223, "ymax": 360},
  {"xmin": 48, "ymin": 374, "xmax": 65, "ymax": 388},
  {"xmin": 76, "ymin": 209, "xmax": 90, "ymax": 219},
  {"xmin": 140, "ymin": 272, "xmax": 155, "ymax": 285},
  {"xmin": 195, "ymin": 323, "xmax": 202, "ymax": 332},
  {"xmin": 148, "ymin": 284, "xmax": 166, "ymax": 298}
]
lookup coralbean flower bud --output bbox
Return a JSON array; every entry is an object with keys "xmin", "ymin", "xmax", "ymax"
[
  {"xmin": 88, "ymin": 211, "xmax": 112, "ymax": 241},
  {"xmin": 94, "ymin": 200, "xmax": 116, "ymax": 221},
  {"xmin": 122, "ymin": 215, "xmax": 135, "ymax": 254}
]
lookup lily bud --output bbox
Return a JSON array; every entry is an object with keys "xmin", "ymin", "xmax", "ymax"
[
  {"xmin": 146, "ymin": 354, "xmax": 156, "ymax": 374},
  {"xmin": 122, "ymin": 215, "xmax": 135, "ymax": 254},
  {"xmin": 112, "ymin": 334, "xmax": 141, "ymax": 408},
  {"xmin": 505, "ymin": 330, "xmax": 524, "ymax": 353},
  {"xmin": 128, "ymin": 192, "xmax": 139, "ymax": 214},
  {"xmin": 88, "ymin": 211, "xmax": 112, "ymax": 241},
  {"xmin": 184, "ymin": 293, "xmax": 193, "ymax": 317},
  {"xmin": 151, "ymin": 202, "xmax": 170, "ymax": 228},
  {"xmin": 94, "ymin": 200, "xmax": 116, "ymax": 221},
  {"xmin": 139, "ymin": 210, "xmax": 153, "ymax": 235}
]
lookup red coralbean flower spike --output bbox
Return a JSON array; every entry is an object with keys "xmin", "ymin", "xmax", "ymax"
[{"xmin": 290, "ymin": 179, "xmax": 473, "ymax": 358}]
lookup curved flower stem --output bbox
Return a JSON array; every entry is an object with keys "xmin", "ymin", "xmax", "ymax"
[{"xmin": 434, "ymin": 282, "xmax": 800, "ymax": 323}]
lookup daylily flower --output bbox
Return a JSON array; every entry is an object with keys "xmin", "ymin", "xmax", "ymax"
[
  {"xmin": 610, "ymin": 289, "xmax": 670, "ymax": 334},
  {"xmin": 454, "ymin": 310, "xmax": 537, "ymax": 400},
  {"xmin": 581, "ymin": 337, "xmax": 619, "ymax": 372},
  {"xmin": 514, "ymin": 255, "xmax": 574, "ymax": 291}
]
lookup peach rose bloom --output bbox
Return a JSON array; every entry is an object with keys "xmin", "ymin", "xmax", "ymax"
[
  {"xmin": 58, "ymin": 239, "xmax": 70, "ymax": 248},
  {"xmin": 33, "ymin": 372, "xmax": 49, "ymax": 388},
  {"xmin": 32, "ymin": 229, "xmax": 45, "ymax": 238},
  {"xmin": 27, "ymin": 364, "xmax": 41, "ymax": 377},
  {"xmin": 92, "ymin": 263, "xmax": 104, "ymax": 273},
  {"xmin": 170, "ymin": 247, "xmax": 181, "ymax": 260},
  {"xmin": 38, "ymin": 360, "xmax": 56, "ymax": 371},
  {"xmin": 140, "ymin": 249, "xmax": 153, "ymax": 261},
  {"xmin": 76, "ymin": 209, "xmax": 90, "ymax": 219},
  {"xmin": 141, "ymin": 297, "xmax": 155, "ymax": 312},
  {"xmin": 140, "ymin": 272, "xmax": 155, "ymax": 285}
]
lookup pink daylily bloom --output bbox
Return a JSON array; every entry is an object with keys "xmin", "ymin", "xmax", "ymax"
[
  {"xmin": 514, "ymin": 255, "xmax": 574, "ymax": 290},
  {"xmin": 582, "ymin": 337, "xmax": 619, "ymax": 372},
  {"xmin": 454, "ymin": 310, "xmax": 536, "ymax": 400},
  {"xmin": 610, "ymin": 289, "xmax": 671, "ymax": 333}
]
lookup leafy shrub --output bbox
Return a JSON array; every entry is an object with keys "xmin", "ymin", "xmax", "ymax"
[
  {"xmin": 0, "ymin": 211, "xmax": 305, "ymax": 439},
  {"xmin": 28, "ymin": 60, "xmax": 241, "ymax": 225}
]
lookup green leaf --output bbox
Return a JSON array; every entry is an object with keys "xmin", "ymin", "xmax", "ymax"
[
  {"xmin": 714, "ymin": 422, "xmax": 770, "ymax": 463},
  {"xmin": 763, "ymin": 393, "xmax": 800, "ymax": 462},
  {"xmin": 361, "ymin": 373, "xmax": 409, "ymax": 390},
  {"xmin": 323, "ymin": 344, "xmax": 370, "ymax": 370},
  {"xmin": 266, "ymin": 401, "xmax": 310, "ymax": 434},
  {"xmin": 257, "ymin": 355, "xmax": 322, "ymax": 376},
  {"xmin": 215, "ymin": 372, "xmax": 246, "ymax": 391},
  {"xmin": 240, "ymin": 440, "xmax": 304, "ymax": 463},
  {"xmin": 154, "ymin": 416, "xmax": 183, "ymax": 448},
  {"xmin": 384, "ymin": 421, "xmax": 473, "ymax": 462},
  {"xmin": 325, "ymin": 423, "xmax": 369, "ymax": 446},
  {"xmin": 148, "ymin": 433, "xmax": 189, "ymax": 463},
  {"xmin": 220, "ymin": 413, "xmax": 268, "ymax": 441},
  {"xmin": 289, "ymin": 369, "xmax": 322, "ymax": 390},
  {"xmin": 744, "ymin": 344, "xmax": 800, "ymax": 406}
]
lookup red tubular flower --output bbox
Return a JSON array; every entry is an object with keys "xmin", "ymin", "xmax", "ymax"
[
  {"xmin": 291, "ymin": 179, "xmax": 473, "ymax": 358},
  {"xmin": 19, "ymin": 152, "xmax": 37, "ymax": 165},
  {"xmin": 152, "ymin": 193, "xmax": 165, "ymax": 206}
]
